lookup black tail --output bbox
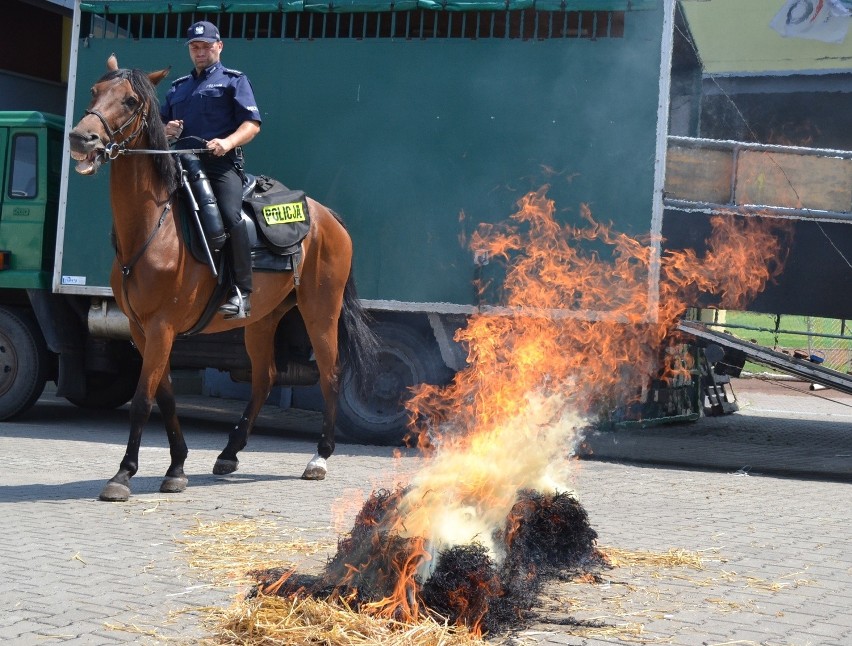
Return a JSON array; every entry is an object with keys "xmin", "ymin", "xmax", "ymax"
[
  {"xmin": 338, "ymin": 270, "xmax": 380, "ymax": 389},
  {"xmin": 328, "ymin": 208, "xmax": 379, "ymax": 387}
]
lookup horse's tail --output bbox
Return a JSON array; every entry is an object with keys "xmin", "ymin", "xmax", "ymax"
[
  {"xmin": 338, "ymin": 267, "xmax": 380, "ymax": 388},
  {"xmin": 329, "ymin": 207, "xmax": 379, "ymax": 386}
]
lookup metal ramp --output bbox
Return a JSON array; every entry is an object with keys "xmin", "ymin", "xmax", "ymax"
[{"xmin": 679, "ymin": 319, "xmax": 852, "ymax": 395}]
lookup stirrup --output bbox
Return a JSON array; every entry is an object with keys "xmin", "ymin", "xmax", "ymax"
[{"xmin": 219, "ymin": 286, "xmax": 251, "ymax": 320}]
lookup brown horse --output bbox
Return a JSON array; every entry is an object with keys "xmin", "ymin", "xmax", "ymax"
[{"xmin": 68, "ymin": 56, "xmax": 377, "ymax": 502}]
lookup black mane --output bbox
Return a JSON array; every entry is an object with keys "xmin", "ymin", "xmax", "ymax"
[{"xmin": 99, "ymin": 67, "xmax": 178, "ymax": 194}]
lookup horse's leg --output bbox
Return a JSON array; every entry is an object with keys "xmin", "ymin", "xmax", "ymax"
[
  {"xmin": 156, "ymin": 370, "xmax": 189, "ymax": 493},
  {"xmin": 99, "ymin": 328, "xmax": 176, "ymax": 502},
  {"xmin": 213, "ymin": 314, "xmax": 281, "ymax": 475},
  {"xmin": 298, "ymin": 295, "xmax": 344, "ymax": 481}
]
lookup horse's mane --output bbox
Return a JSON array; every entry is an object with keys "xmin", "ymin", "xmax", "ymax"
[{"xmin": 99, "ymin": 67, "xmax": 178, "ymax": 194}]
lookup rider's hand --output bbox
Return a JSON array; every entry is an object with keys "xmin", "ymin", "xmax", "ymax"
[
  {"xmin": 207, "ymin": 137, "xmax": 233, "ymax": 157},
  {"xmin": 165, "ymin": 119, "xmax": 183, "ymax": 142}
]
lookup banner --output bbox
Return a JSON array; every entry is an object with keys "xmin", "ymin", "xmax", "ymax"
[{"xmin": 770, "ymin": 0, "xmax": 852, "ymax": 43}]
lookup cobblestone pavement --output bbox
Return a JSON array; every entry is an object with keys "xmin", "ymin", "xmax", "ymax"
[{"xmin": 1, "ymin": 378, "xmax": 850, "ymax": 645}]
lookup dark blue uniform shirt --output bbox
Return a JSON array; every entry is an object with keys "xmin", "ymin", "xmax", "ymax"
[{"xmin": 160, "ymin": 63, "xmax": 262, "ymax": 146}]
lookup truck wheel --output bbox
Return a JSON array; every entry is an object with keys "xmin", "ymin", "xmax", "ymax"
[
  {"xmin": 336, "ymin": 321, "xmax": 452, "ymax": 446},
  {"xmin": 0, "ymin": 307, "xmax": 50, "ymax": 421},
  {"xmin": 66, "ymin": 363, "xmax": 140, "ymax": 410}
]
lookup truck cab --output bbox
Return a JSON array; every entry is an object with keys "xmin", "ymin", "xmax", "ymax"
[
  {"xmin": 0, "ymin": 111, "xmax": 64, "ymax": 418},
  {"xmin": 0, "ymin": 111, "xmax": 63, "ymax": 291},
  {"xmin": 0, "ymin": 110, "xmax": 143, "ymax": 420}
]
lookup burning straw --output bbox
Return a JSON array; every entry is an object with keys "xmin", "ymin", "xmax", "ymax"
[
  {"xmin": 240, "ymin": 189, "xmax": 791, "ymax": 640},
  {"xmin": 254, "ymin": 487, "xmax": 601, "ymax": 636}
]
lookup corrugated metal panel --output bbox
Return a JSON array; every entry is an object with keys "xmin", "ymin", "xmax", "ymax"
[
  {"xmin": 81, "ymin": 0, "xmax": 656, "ymax": 13},
  {"xmin": 83, "ymin": 6, "xmax": 629, "ymax": 40}
]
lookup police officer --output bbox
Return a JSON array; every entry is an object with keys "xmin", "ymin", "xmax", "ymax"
[{"xmin": 161, "ymin": 20, "xmax": 261, "ymax": 319}]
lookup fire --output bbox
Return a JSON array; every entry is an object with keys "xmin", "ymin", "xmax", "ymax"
[
  {"xmin": 386, "ymin": 189, "xmax": 789, "ymax": 626},
  {"xmin": 258, "ymin": 188, "xmax": 792, "ymax": 637}
]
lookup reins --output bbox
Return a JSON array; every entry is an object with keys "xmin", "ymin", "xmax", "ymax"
[
  {"xmin": 117, "ymin": 146, "xmax": 211, "ymax": 156},
  {"xmin": 88, "ymin": 97, "xmax": 208, "ymax": 163},
  {"xmin": 83, "ymin": 68, "xmax": 228, "ymax": 337},
  {"xmin": 117, "ymin": 202, "xmax": 172, "ymax": 277},
  {"xmin": 95, "ymin": 97, "xmax": 205, "ymax": 276}
]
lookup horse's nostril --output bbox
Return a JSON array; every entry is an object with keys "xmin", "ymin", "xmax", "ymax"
[{"xmin": 69, "ymin": 130, "xmax": 99, "ymax": 146}]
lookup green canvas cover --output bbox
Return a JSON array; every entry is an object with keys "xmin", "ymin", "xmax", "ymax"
[
  {"xmin": 65, "ymin": 0, "xmax": 667, "ymax": 305},
  {"xmin": 81, "ymin": 0, "xmax": 655, "ymax": 13}
]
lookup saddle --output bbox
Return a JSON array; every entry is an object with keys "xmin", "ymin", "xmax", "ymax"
[
  {"xmin": 177, "ymin": 168, "xmax": 311, "ymax": 273},
  {"xmin": 175, "ymin": 161, "xmax": 312, "ymax": 337}
]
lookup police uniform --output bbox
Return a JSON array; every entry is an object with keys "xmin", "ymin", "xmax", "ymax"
[
  {"xmin": 161, "ymin": 19, "xmax": 262, "ymax": 319},
  {"xmin": 160, "ymin": 62, "xmax": 262, "ymax": 231}
]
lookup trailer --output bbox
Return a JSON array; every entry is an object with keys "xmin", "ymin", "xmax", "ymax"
[
  {"xmin": 1, "ymin": 0, "xmax": 680, "ymax": 441},
  {"xmin": 663, "ymin": 135, "xmax": 852, "ymax": 395}
]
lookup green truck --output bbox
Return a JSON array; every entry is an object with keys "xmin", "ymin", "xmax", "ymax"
[{"xmin": 0, "ymin": 0, "xmax": 677, "ymax": 442}]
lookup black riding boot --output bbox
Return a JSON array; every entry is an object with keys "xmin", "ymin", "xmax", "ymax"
[{"xmin": 218, "ymin": 220, "xmax": 253, "ymax": 319}]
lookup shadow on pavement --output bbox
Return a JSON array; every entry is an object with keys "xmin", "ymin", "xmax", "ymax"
[
  {"xmin": 579, "ymin": 407, "xmax": 852, "ymax": 483},
  {"xmin": 7, "ymin": 390, "xmax": 376, "ymax": 449},
  {"xmin": 0, "ymin": 471, "xmax": 303, "ymax": 503}
]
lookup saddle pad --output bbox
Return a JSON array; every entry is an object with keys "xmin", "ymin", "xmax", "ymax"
[{"xmin": 243, "ymin": 175, "xmax": 310, "ymax": 255}]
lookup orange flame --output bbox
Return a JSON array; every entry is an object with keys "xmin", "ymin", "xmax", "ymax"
[{"xmin": 339, "ymin": 188, "xmax": 792, "ymax": 632}]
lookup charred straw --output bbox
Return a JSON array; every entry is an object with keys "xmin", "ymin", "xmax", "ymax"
[{"xmin": 252, "ymin": 487, "xmax": 604, "ymax": 635}]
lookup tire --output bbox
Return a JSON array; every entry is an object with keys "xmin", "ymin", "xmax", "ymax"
[
  {"xmin": 0, "ymin": 307, "xmax": 50, "ymax": 421},
  {"xmin": 66, "ymin": 341, "xmax": 141, "ymax": 410},
  {"xmin": 65, "ymin": 364, "xmax": 140, "ymax": 410},
  {"xmin": 336, "ymin": 321, "xmax": 452, "ymax": 445}
]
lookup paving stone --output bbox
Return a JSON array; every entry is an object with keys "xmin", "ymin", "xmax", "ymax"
[{"xmin": 2, "ymin": 378, "xmax": 851, "ymax": 644}]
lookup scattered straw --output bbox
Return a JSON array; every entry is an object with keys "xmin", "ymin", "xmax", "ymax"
[
  {"xmin": 104, "ymin": 622, "xmax": 164, "ymax": 638},
  {"xmin": 199, "ymin": 593, "xmax": 486, "ymax": 646},
  {"xmin": 563, "ymin": 621, "xmax": 647, "ymax": 640},
  {"xmin": 176, "ymin": 518, "xmax": 335, "ymax": 587},
  {"xmin": 597, "ymin": 546, "xmax": 705, "ymax": 570},
  {"xmin": 173, "ymin": 521, "xmax": 812, "ymax": 645},
  {"xmin": 704, "ymin": 597, "xmax": 754, "ymax": 613}
]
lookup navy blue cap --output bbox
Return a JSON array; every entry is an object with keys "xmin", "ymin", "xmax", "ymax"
[{"xmin": 186, "ymin": 21, "xmax": 221, "ymax": 44}]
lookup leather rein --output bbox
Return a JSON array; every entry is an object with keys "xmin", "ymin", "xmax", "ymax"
[
  {"xmin": 87, "ymin": 78, "xmax": 222, "ymax": 338},
  {"xmin": 87, "ymin": 103, "xmax": 206, "ymax": 277}
]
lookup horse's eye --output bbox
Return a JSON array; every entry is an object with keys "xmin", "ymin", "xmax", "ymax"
[{"xmin": 125, "ymin": 96, "xmax": 139, "ymax": 109}]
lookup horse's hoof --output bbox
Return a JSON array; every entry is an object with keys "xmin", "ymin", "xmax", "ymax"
[
  {"xmin": 99, "ymin": 481, "xmax": 130, "ymax": 502},
  {"xmin": 213, "ymin": 459, "xmax": 239, "ymax": 475},
  {"xmin": 301, "ymin": 456, "xmax": 327, "ymax": 480},
  {"xmin": 160, "ymin": 476, "xmax": 188, "ymax": 493},
  {"xmin": 301, "ymin": 467, "xmax": 326, "ymax": 480}
]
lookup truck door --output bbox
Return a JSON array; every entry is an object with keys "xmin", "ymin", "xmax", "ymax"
[
  {"xmin": 0, "ymin": 127, "xmax": 49, "ymax": 283},
  {"xmin": 0, "ymin": 127, "xmax": 7, "ymax": 202}
]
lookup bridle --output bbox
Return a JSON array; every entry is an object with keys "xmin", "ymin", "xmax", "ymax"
[
  {"xmin": 84, "ymin": 100, "xmax": 148, "ymax": 162},
  {"xmin": 84, "ymin": 82, "xmax": 208, "ymax": 162},
  {"xmin": 82, "ymin": 79, "xmax": 208, "ymax": 284},
  {"xmin": 84, "ymin": 90, "xmax": 174, "ymax": 288}
]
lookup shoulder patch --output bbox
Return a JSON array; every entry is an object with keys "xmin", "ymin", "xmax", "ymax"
[
  {"xmin": 223, "ymin": 67, "xmax": 245, "ymax": 77},
  {"xmin": 171, "ymin": 74, "xmax": 191, "ymax": 86}
]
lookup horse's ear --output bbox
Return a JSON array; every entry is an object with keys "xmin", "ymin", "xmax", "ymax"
[
  {"xmin": 107, "ymin": 54, "xmax": 118, "ymax": 71},
  {"xmin": 149, "ymin": 66, "xmax": 170, "ymax": 87}
]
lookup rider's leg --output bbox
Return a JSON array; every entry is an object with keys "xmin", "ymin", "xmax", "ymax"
[{"xmin": 205, "ymin": 156, "xmax": 252, "ymax": 319}]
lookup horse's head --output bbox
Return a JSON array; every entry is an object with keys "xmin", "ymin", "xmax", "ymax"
[{"xmin": 69, "ymin": 55, "xmax": 170, "ymax": 176}]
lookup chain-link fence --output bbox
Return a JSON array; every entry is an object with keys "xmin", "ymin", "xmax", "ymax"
[{"xmin": 699, "ymin": 310, "xmax": 852, "ymax": 374}]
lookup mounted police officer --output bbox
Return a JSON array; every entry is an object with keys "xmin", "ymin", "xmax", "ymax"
[{"xmin": 161, "ymin": 20, "xmax": 262, "ymax": 319}]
